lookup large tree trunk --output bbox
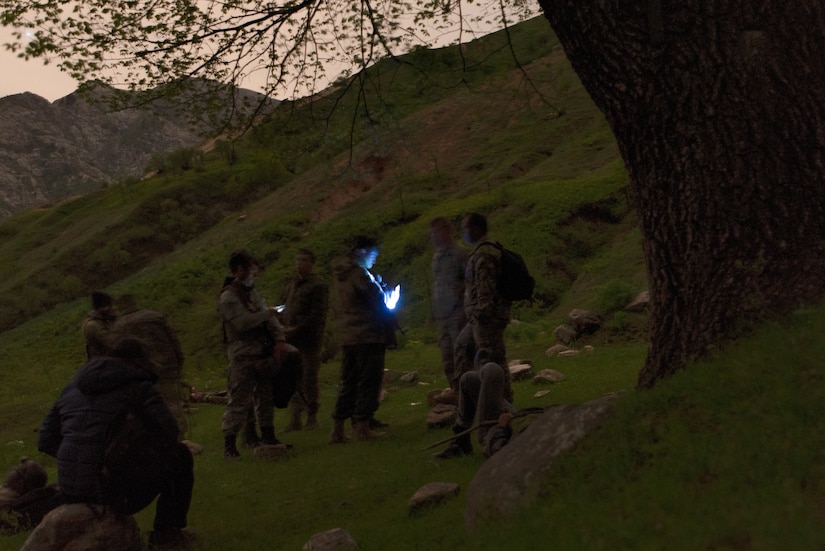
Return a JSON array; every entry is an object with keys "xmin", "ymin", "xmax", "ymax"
[{"xmin": 537, "ymin": 1, "xmax": 825, "ymax": 387}]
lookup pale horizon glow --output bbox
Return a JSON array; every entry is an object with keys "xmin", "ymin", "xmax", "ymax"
[
  {"xmin": 1, "ymin": 27, "xmax": 78, "ymax": 102},
  {"xmin": 1, "ymin": 8, "xmax": 535, "ymax": 103}
]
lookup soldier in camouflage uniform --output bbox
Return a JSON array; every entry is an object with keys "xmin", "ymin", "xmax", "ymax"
[
  {"xmin": 219, "ymin": 250, "xmax": 291, "ymax": 459},
  {"xmin": 454, "ymin": 212, "xmax": 513, "ymax": 402},
  {"xmin": 81, "ymin": 291, "xmax": 117, "ymax": 359},
  {"xmin": 429, "ymin": 216, "xmax": 468, "ymax": 393},
  {"xmin": 112, "ymin": 294, "xmax": 189, "ymax": 437},
  {"xmin": 281, "ymin": 249, "xmax": 329, "ymax": 431}
]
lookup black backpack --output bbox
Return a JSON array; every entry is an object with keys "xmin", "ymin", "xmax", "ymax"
[{"xmin": 482, "ymin": 242, "xmax": 535, "ymax": 302}]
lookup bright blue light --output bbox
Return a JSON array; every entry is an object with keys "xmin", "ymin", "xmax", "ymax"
[{"xmin": 384, "ymin": 284, "xmax": 401, "ymax": 310}]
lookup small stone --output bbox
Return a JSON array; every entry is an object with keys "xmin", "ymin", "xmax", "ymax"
[
  {"xmin": 399, "ymin": 371, "xmax": 418, "ymax": 383},
  {"xmin": 509, "ymin": 363, "xmax": 534, "ymax": 381},
  {"xmin": 409, "ymin": 482, "xmax": 460, "ymax": 514},
  {"xmin": 545, "ymin": 344, "xmax": 570, "ymax": 357},
  {"xmin": 533, "ymin": 369, "xmax": 565, "ymax": 384},
  {"xmin": 426, "ymin": 404, "xmax": 458, "ymax": 429},
  {"xmin": 558, "ymin": 349, "xmax": 580, "ymax": 357},
  {"xmin": 253, "ymin": 444, "xmax": 289, "ymax": 461},
  {"xmin": 533, "ymin": 390, "xmax": 551, "ymax": 398},
  {"xmin": 303, "ymin": 527, "xmax": 359, "ymax": 551}
]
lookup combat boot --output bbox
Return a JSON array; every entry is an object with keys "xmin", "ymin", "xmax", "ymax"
[
  {"xmin": 284, "ymin": 408, "xmax": 302, "ymax": 432},
  {"xmin": 241, "ymin": 422, "xmax": 261, "ymax": 448},
  {"xmin": 329, "ymin": 419, "xmax": 348, "ymax": 444},
  {"xmin": 260, "ymin": 426, "xmax": 278, "ymax": 444},
  {"xmin": 304, "ymin": 411, "xmax": 318, "ymax": 430},
  {"xmin": 433, "ymin": 426, "xmax": 472, "ymax": 459},
  {"xmin": 223, "ymin": 433, "xmax": 241, "ymax": 459},
  {"xmin": 354, "ymin": 420, "xmax": 386, "ymax": 441}
]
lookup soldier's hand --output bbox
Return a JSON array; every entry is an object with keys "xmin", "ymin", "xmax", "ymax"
[
  {"xmin": 497, "ymin": 412, "xmax": 513, "ymax": 427},
  {"xmin": 274, "ymin": 341, "xmax": 288, "ymax": 364}
]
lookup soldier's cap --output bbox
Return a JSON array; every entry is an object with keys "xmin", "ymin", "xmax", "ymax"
[
  {"xmin": 351, "ymin": 235, "xmax": 379, "ymax": 253},
  {"xmin": 91, "ymin": 291, "xmax": 113, "ymax": 310}
]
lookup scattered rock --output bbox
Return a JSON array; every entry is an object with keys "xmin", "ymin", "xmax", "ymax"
[
  {"xmin": 533, "ymin": 369, "xmax": 565, "ymax": 384},
  {"xmin": 625, "ymin": 290, "xmax": 650, "ymax": 312},
  {"xmin": 399, "ymin": 371, "xmax": 418, "ymax": 384},
  {"xmin": 507, "ymin": 359, "xmax": 533, "ymax": 367},
  {"xmin": 554, "ymin": 324, "xmax": 577, "ymax": 345},
  {"xmin": 253, "ymin": 444, "xmax": 289, "ymax": 461},
  {"xmin": 583, "ymin": 345, "xmax": 594, "ymax": 352},
  {"xmin": 303, "ymin": 527, "xmax": 359, "ymax": 551},
  {"xmin": 545, "ymin": 344, "xmax": 570, "ymax": 357},
  {"xmin": 426, "ymin": 404, "xmax": 458, "ymax": 429},
  {"xmin": 464, "ymin": 395, "xmax": 619, "ymax": 532},
  {"xmin": 427, "ymin": 388, "xmax": 445, "ymax": 406},
  {"xmin": 383, "ymin": 369, "xmax": 403, "ymax": 384},
  {"xmin": 379, "ymin": 388, "xmax": 388, "ymax": 403},
  {"xmin": 409, "ymin": 482, "xmax": 460, "ymax": 514},
  {"xmin": 569, "ymin": 309, "xmax": 602, "ymax": 335},
  {"xmin": 558, "ymin": 349, "xmax": 580, "ymax": 357},
  {"xmin": 508, "ymin": 363, "xmax": 534, "ymax": 382},
  {"xmin": 21, "ymin": 504, "xmax": 141, "ymax": 551},
  {"xmin": 533, "ymin": 390, "xmax": 551, "ymax": 398}
]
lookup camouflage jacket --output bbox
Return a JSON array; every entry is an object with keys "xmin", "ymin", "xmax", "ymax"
[
  {"xmin": 331, "ymin": 255, "xmax": 393, "ymax": 347},
  {"xmin": 219, "ymin": 281, "xmax": 285, "ymax": 361},
  {"xmin": 464, "ymin": 237, "xmax": 511, "ymax": 324},
  {"xmin": 81, "ymin": 310, "xmax": 117, "ymax": 359},
  {"xmin": 280, "ymin": 272, "xmax": 329, "ymax": 349}
]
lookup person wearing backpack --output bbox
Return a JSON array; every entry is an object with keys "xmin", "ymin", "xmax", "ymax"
[
  {"xmin": 37, "ymin": 336, "xmax": 194, "ymax": 548},
  {"xmin": 454, "ymin": 212, "xmax": 514, "ymax": 402}
]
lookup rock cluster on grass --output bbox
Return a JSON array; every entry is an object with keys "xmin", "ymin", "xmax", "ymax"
[{"xmin": 21, "ymin": 504, "xmax": 141, "ymax": 551}]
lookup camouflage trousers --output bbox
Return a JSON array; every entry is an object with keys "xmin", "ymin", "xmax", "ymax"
[
  {"xmin": 289, "ymin": 344, "xmax": 322, "ymax": 416},
  {"xmin": 436, "ymin": 308, "xmax": 467, "ymax": 391},
  {"xmin": 221, "ymin": 357, "xmax": 274, "ymax": 435},
  {"xmin": 456, "ymin": 362, "xmax": 514, "ymax": 445}
]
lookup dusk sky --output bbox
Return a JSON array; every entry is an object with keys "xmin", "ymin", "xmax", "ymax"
[{"xmin": 1, "ymin": 27, "xmax": 78, "ymax": 101}]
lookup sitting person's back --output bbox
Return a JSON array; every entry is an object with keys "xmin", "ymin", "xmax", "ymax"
[{"xmin": 37, "ymin": 336, "xmax": 195, "ymax": 547}]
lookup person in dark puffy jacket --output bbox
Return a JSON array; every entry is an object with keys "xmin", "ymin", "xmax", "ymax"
[{"xmin": 37, "ymin": 336, "xmax": 194, "ymax": 548}]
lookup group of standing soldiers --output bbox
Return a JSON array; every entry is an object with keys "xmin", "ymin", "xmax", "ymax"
[
  {"xmin": 219, "ymin": 237, "xmax": 401, "ymax": 457},
  {"xmin": 78, "ymin": 211, "xmax": 513, "ymax": 462}
]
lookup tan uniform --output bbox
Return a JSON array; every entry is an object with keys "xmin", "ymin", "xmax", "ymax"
[{"xmin": 113, "ymin": 308, "xmax": 188, "ymax": 436}]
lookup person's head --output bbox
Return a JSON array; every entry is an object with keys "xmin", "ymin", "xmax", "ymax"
[
  {"xmin": 429, "ymin": 216, "xmax": 454, "ymax": 249},
  {"xmin": 351, "ymin": 236, "xmax": 379, "ymax": 270},
  {"xmin": 91, "ymin": 291, "xmax": 114, "ymax": 314},
  {"xmin": 3, "ymin": 458, "xmax": 47, "ymax": 495},
  {"xmin": 295, "ymin": 248, "xmax": 316, "ymax": 278},
  {"xmin": 229, "ymin": 250, "xmax": 261, "ymax": 288},
  {"xmin": 461, "ymin": 212, "xmax": 488, "ymax": 245},
  {"xmin": 109, "ymin": 335, "xmax": 157, "ymax": 375}
]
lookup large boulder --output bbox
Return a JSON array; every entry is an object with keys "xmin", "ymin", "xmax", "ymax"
[
  {"xmin": 21, "ymin": 503, "xmax": 141, "ymax": 551},
  {"xmin": 464, "ymin": 394, "xmax": 618, "ymax": 532},
  {"xmin": 568, "ymin": 309, "xmax": 602, "ymax": 335}
]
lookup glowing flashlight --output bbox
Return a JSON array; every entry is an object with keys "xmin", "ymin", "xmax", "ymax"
[{"xmin": 384, "ymin": 284, "xmax": 401, "ymax": 310}]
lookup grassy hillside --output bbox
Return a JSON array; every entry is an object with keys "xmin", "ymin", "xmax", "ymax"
[{"xmin": 3, "ymin": 14, "xmax": 822, "ymax": 551}]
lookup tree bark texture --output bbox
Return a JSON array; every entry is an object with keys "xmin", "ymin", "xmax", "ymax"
[{"xmin": 537, "ymin": 1, "xmax": 825, "ymax": 387}]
